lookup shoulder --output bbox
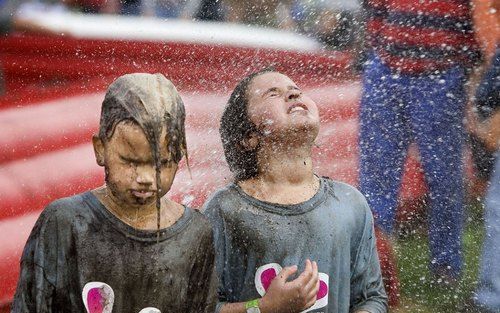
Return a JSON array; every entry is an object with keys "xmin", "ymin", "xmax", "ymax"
[
  {"xmin": 189, "ymin": 208, "xmax": 213, "ymax": 233},
  {"xmin": 184, "ymin": 208, "xmax": 215, "ymax": 246},
  {"xmin": 323, "ymin": 180, "xmax": 376, "ymax": 253},
  {"xmin": 45, "ymin": 192, "xmax": 90, "ymax": 210},
  {"xmin": 25, "ymin": 192, "xmax": 97, "ymax": 244},
  {"xmin": 38, "ymin": 192, "xmax": 92, "ymax": 224},
  {"xmin": 21, "ymin": 193, "xmax": 92, "ymax": 258},
  {"xmin": 325, "ymin": 179, "xmax": 370, "ymax": 212},
  {"xmin": 202, "ymin": 184, "xmax": 241, "ymax": 216},
  {"xmin": 323, "ymin": 178, "xmax": 372, "ymax": 229}
]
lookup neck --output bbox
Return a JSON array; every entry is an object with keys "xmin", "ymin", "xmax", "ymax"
[
  {"xmin": 257, "ymin": 145, "xmax": 315, "ymax": 184},
  {"xmin": 93, "ymin": 185, "xmax": 184, "ymax": 230},
  {"xmin": 238, "ymin": 143, "xmax": 319, "ymax": 205}
]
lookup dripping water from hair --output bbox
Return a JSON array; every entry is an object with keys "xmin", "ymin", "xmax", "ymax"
[
  {"xmin": 143, "ymin": 122, "xmax": 162, "ymax": 298},
  {"xmin": 152, "ymin": 132, "xmax": 162, "ymax": 244}
]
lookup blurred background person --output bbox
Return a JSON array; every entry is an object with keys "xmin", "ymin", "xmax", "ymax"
[
  {"xmin": 358, "ymin": 0, "xmax": 483, "ymax": 285},
  {"xmin": 0, "ymin": 0, "xmax": 65, "ymax": 93},
  {"xmin": 12, "ymin": 0, "xmax": 113, "ymax": 32},
  {"xmin": 215, "ymin": 0, "xmax": 364, "ymax": 52},
  {"xmin": 468, "ymin": 0, "xmax": 499, "ymax": 199},
  {"xmin": 471, "ymin": 44, "xmax": 500, "ymax": 313},
  {"xmin": 142, "ymin": 0, "xmax": 190, "ymax": 18},
  {"xmin": 293, "ymin": 0, "xmax": 361, "ymax": 50},
  {"xmin": 0, "ymin": 0, "xmax": 20, "ymax": 95},
  {"xmin": 181, "ymin": 0, "xmax": 223, "ymax": 20},
  {"xmin": 468, "ymin": 2, "xmax": 500, "ymax": 310},
  {"xmin": 141, "ymin": 0, "xmax": 223, "ymax": 20},
  {"xmin": 222, "ymin": 0, "xmax": 295, "ymax": 29},
  {"xmin": 1, "ymin": 0, "xmax": 24, "ymax": 34}
]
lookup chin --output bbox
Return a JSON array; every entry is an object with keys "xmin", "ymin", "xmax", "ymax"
[
  {"xmin": 127, "ymin": 195, "xmax": 156, "ymax": 207},
  {"xmin": 291, "ymin": 120, "xmax": 319, "ymax": 134}
]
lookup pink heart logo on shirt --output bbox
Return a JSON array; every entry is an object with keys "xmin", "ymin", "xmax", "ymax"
[
  {"xmin": 255, "ymin": 263, "xmax": 329, "ymax": 312},
  {"xmin": 82, "ymin": 282, "xmax": 161, "ymax": 313},
  {"xmin": 82, "ymin": 282, "xmax": 115, "ymax": 313},
  {"xmin": 260, "ymin": 267, "xmax": 278, "ymax": 291}
]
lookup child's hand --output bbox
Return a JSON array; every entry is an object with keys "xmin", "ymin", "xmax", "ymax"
[{"xmin": 259, "ymin": 259, "xmax": 320, "ymax": 313}]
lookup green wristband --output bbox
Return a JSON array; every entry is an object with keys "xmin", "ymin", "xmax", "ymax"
[{"xmin": 245, "ymin": 299, "xmax": 260, "ymax": 309}]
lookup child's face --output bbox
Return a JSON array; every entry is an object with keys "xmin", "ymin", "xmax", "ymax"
[
  {"xmin": 95, "ymin": 121, "xmax": 179, "ymax": 209},
  {"xmin": 246, "ymin": 72, "xmax": 320, "ymax": 138}
]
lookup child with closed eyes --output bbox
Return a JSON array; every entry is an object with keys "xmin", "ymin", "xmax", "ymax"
[
  {"xmin": 12, "ymin": 73, "xmax": 217, "ymax": 313},
  {"xmin": 204, "ymin": 69, "xmax": 388, "ymax": 313}
]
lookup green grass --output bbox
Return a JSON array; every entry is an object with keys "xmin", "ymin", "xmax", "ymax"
[{"xmin": 392, "ymin": 203, "xmax": 485, "ymax": 313}]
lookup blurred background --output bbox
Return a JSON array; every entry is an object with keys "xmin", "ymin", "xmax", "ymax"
[{"xmin": 0, "ymin": 0, "xmax": 498, "ymax": 312}]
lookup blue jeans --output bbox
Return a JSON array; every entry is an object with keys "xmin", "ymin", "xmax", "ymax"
[
  {"xmin": 475, "ymin": 153, "xmax": 500, "ymax": 311},
  {"xmin": 359, "ymin": 54, "xmax": 466, "ymax": 277}
]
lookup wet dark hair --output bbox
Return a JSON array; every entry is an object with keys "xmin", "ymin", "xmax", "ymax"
[
  {"xmin": 220, "ymin": 68, "xmax": 277, "ymax": 182},
  {"xmin": 98, "ymin": 102, "xmax": 133, "ymax": 140},
  {"xmin": 98, "ymin": 73, "xmax": 186, "ymax": 164}
]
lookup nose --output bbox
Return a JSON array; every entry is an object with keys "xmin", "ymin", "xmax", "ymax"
[
  {"xmin": 135, "ymin": 165, "xmax": 155, "ymax": 185},
  {"xmin": 286, "ymin": 89, "xmax": 301, "ymax": 101}
]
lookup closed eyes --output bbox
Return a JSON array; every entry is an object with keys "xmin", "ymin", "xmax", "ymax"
[{"xmin": 262, "ymin": 86, "xmax": 301, "ymax": 98}]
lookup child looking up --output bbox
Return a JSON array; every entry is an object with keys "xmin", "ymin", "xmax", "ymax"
[
  {"xmin": 13, "ymin": 73, "xmax": 216, "ymax": 313},
  {"xmin": 204, "ymin": 69, "xmax": 388, "ymax": 313}
]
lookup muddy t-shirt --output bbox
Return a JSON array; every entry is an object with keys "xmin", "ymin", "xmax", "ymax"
[
  {"xmin": 12, "ymin": 191, "xmax": 217, "ymax": 313},
  {"xmin": 204, "ymin": 178, "xmax": 387, "ymax": 313}
]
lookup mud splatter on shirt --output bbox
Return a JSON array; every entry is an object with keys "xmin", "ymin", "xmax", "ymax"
[
  {"xmin": 12, "ymin": 192, "xmax": 216, "ymax": 313},
  {"xmin": 204, "ymin": 177, "xmax": 388, "ymax": 313}
]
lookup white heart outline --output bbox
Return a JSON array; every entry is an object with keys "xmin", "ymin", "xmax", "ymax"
[
  {"xmin": 82, "ymin": 282, "xmax": 115, "ymax": 313},
  {"xmin": 255, "ymin": 263, "xmax": 282, "ymax": 296},
  {"xmin": 254, "ymin": 263, "xmax": 329, "ymax": 312},
  {"xmin": 302, "ymin": 272, "xmax": 329, "ymax": 313},
  {"xmin": 138, "ymin": 308, "xmax": 161, "ymax": 313}
]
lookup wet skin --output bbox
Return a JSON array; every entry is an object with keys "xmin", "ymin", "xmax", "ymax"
[
  {"xmin": 92, "ymin": 121, "xmax": 184, "ymax": 230},
  {"xmin": 238, "ymin": 72, "xmax": 321, "ymax": 206},
  {"xmin": 246, "ymin": 72, "xmax": 320, "ymax": 144}
]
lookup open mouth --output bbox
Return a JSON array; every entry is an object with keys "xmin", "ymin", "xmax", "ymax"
[
  {"xmin": 287, "ymin": 103, "xmax": 308, "ymax": 114},
  {"xmin": 131, "ymin": 190, "xmax": 155, "ymax": 199}
]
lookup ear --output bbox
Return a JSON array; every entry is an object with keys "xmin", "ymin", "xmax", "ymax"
[
  {"xmin": 92, "ymin": 135, "xmax": 105, "ymax": 167},
  {"xmin": 239, "ymin": 132, "xmax": 259, "ymax": 151}
]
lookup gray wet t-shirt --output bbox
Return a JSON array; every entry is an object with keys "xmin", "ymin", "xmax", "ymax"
[
  {"xmin": 12, "ymin": 191, "xmax": 217, "ymax": 313},
  {"xmin": 203, "ymin": 177, "xmax": 388, "ymax": 313}
]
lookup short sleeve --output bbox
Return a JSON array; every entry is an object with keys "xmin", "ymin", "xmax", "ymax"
[
  {"xmin": 349, "ymin": 195, "xmax": 388, "ymax": 313},
  {"xmin": 12, "ymin": 206, "xmax": 60, "ymax": 313},
  {"xmin": 203, "ymin": 195, "xmax": 229, "ymax": 313}
]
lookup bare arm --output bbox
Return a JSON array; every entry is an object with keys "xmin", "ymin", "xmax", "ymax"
[{"xmin": 471, "ymin": 110, "xmax": 500, "ymax": 151}]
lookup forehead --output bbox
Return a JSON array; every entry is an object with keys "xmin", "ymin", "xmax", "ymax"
[
  {"xmin": 248, "ymin": 72, "xmax": 296, "ymax": 94},
  {"xmin": 110, "ymin": 121, "xmax": 169, "ymax": 156},
  {"xmin": 113, "ymin": 121, "xmax": 147, "ymax": 143}
]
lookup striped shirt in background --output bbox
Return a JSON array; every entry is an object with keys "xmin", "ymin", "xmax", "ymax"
[{"xmin": 363, "ymin": 0, "xmax": 482, "ymax": 74}]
